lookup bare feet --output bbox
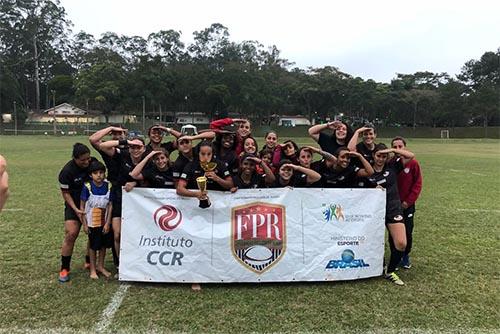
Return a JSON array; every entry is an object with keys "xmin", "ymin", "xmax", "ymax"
[
  {"xmin": 97, "ymin": 268, "xmax": 112, "ymax": 278},
  {"xmin": 90, "ymin": 272, "xmax": 99, "ymax": 279},
  {"xmin": 191, "ymin": 283, "xmax": 201, "ymax": 291}
]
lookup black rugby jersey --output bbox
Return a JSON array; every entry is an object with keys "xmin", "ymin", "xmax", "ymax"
[
  {"xmin": 142, "ymin": 166, "xmax": 175, "ymax": 189},
  {"xmin": 180, "ymin": 159, "xmax": 230, "ymax": 191},
  {"xmin": 232, "ymin": 172, "xmax": 266, "ymax": 189},
  {"xmin": 58, "ymin": 157, "xmax": 98, "ymax": 205}
]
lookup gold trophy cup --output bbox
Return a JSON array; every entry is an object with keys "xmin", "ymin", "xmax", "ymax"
[
  {"xmin": 197, "ymin": 162, "xmax": 217, "ymax": 208},
  {"xmin": 196, "ymin": 176, "xmax": 210, "ymax": 208}
]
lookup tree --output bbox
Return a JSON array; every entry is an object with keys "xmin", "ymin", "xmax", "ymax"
[
  {"xmin": 458, "ymin": 49, "xmax": 500, "ymax": 127},
  {"xmin": 0, "ymin": 0, "xmax": 71, "ymax": 112}
]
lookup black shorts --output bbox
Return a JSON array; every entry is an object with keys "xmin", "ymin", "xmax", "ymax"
[
  {"xmin": 111, "ymin": 187, "xmax": 122, "ymax": 219},
  {"xmin": 88, "ymin": 226, "xmax": 113, "ymax": 251},
  {"xmin": 64, "ymin": 204, "xmax": 81, "ymax": 222},
  {"xmin": 385, "ymin": 200, "xmax": 403, "ymax": 225}
]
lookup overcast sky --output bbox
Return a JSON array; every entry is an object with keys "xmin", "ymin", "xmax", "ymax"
[{"xmin": 60, "ymin": 0, "xmax": 500, "ymax": 83}]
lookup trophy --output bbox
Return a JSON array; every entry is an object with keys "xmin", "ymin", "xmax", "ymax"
[
  {"xmin": 197, "ymin": 162, "xmax": 217, "ymax": 208},
  {"xmin": 196, "ymin": 176, "xmax": 210, "ymax": 208}
]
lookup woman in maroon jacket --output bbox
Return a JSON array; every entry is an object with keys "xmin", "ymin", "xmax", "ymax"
[{"xmin": 391, "ymin": 136, "xmax": 423, "ymax": 269}]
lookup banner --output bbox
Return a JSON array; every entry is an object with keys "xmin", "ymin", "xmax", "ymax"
[{"xmin": 120, "ymin": 188, "xmax": 386, "ymax": 283}]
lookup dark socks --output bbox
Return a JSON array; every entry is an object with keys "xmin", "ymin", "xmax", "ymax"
[
  {"xmin": 85, "ymin": 255, "xmax": 90, "ymax": 264},
  {"xmin": 387, "ymin": 249, "xmax": 404, "ymax": 274},
  {"xmin": 111, "ymin": 245, "xmax": 119, "ymax": 267},
  {"xmin": 61, "ymin": 255, "xmax": 71, "ymax": 271}
]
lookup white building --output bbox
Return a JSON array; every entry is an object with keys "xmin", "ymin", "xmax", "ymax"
[
  {"xmin": 175, "ymin": 112, "xmax": 210, "ymax": 125},
  {"xmin": 278, "ymin": 116, "xmax": 312, "ymax": 127}
]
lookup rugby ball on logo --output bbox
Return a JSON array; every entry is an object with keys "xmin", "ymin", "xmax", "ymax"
[
  {"xmin": 153, "ymin": 205, "xmax": 183, "ymax": 231},
  {"xmin": 243, "ymin": 245, "xmax": 273, "ymax": 266}
]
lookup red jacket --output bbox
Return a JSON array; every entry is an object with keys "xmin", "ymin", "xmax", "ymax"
[
  {"xmin": 210, "ymin": 118, "xmax": 244, "ymax": 155},
  {"xmin": 397, "ymin": 159, "xmax": 423, "ymax": 206}
]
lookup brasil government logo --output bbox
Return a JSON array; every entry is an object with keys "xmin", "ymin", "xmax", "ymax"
[
  {"xmin": 231, "ymin": 202, "xmax": 286, "ymax": 274},
  {"xmin": 323, "ymin": 203, "xmax": 345, "ymax": 222},
  {"xmin": 153, "ymin": 205, "xmax": 183, "ymax": 231},
  {"xmin": 325, "ymin": 249, "xmax": 370, "ymax": 269}
]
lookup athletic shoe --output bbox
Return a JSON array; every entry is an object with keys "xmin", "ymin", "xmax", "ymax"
[
  {"xmin": 384, "ymin": 272, "xmax": 404, "ymax": 286},
  {"xmin": 58, "ymin": 269, "xmax": 70, "ymax": 283},
  {"xmin": 401, "ymin": 255, "xmax": 412, "ymax": 269}
]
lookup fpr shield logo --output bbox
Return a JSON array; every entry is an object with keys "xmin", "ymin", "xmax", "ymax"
[
  {"xmin": 322, "ymin": 203, "xmax": 345, "ymax": 222},
  {"xmin": 153, "ymin": 205, "xmax": 183, "ymax": 231},
  {"xmin": 231, "ymin": 202, "xmax": 286, "ymax": 274}
]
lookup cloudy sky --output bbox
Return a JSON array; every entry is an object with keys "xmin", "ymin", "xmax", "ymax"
[{"xmin": 60, "ymin": 0, "xmax": 500, "ymax": 83}]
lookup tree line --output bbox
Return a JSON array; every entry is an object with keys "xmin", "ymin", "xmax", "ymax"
[{"xmin": 1, "ymin": 0, "xmax": 499, "ymax": 127}]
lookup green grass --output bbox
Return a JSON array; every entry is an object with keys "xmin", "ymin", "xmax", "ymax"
[{"xmin": 0, "ymin": 136, "xmax": 499, "ymax": 333}]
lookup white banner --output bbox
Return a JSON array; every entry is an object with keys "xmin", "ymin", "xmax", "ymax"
[{"xmin": 120, "ymin": 188, "xmax": 386, "ymax": 283}]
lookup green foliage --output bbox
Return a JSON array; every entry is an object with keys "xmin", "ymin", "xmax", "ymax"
[{"xmin": 0, "ymin": 1, "xmax": 499, "ymax": 129}]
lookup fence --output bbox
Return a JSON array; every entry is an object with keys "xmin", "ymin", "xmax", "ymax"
[{"xmin": 1, "ymin": 124, "xmax": 500, "ymax": 139}]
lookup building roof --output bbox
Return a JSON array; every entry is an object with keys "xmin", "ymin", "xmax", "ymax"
[{"xmin": 44, "ymin": 103, "xmax": 87, "ymax": 116}]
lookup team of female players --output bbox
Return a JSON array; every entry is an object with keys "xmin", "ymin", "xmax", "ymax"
[{"xmin": 58, "ymin": 118, "xmax": 422, "ymax": 286}]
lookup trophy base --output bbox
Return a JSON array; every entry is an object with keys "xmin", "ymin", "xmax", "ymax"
[{"xmin": 199, "ymin": 198, "xmax": 211, "ymax": 209}]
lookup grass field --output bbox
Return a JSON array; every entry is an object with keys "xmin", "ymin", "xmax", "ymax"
[{"xmin": 0, "ymin": 135, "xmax": 499, "ymax": 333}]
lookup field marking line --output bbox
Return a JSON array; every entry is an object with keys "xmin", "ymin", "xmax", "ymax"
[
  {"xmin": 2, "ymin": 208, "xmax": 24, "ymax": 211},
  {"xmin": 456, "ymin": 208, "xmax": 500, "ymax": 213},
  {"xmin": 94, "ymin": 283, "xmax": 130, "ymax": 333}
]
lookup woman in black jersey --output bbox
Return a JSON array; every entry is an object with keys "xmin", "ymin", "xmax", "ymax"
[
  {"xmin": 259, "ymin": 131, "xmax": 278, "ymax": 157},
  {"xmin": 272, "ymin": 140, "xmax": 300, "ymax": 166},
  {"xmin": 368, "ymin": 143, "xmax": 415, "ymax": 286},
  {"xmin": 58, "ymin": 143, "xmax": 94, "ymax": 282},
  {"xmin": 308, "ymin": 146, "xmax": 373, "ymax": 188},
  {"xmin": 145, "ymin": 124, "xmax": 182, "ymax": 155},
  {"xmin": 298, "ymin": 147, "xmax": 314, "ymax": 169},
  {"xmin": 231, "ymin": 153, "xmax": 275, "ymax": 191},
  {"xmin": 270, "ymin": 159, "xmax": 321, "ymax": 188},
  {"xmin": 347, "ymin": 125, "xmax": 377, "ymax": 165},
  {"xmin": 99, "ymin": 137, "xmax": 147, "ymax": 262},
  {"xmin": 177, "ymin": 141, "xmax": 234, "ymax": 199},
  {"xmin": 242, "ymin": 136, "xmax": 258, "ymax": 156},
  {"xmin": 213, "ymin": 131, "xmax": 239, "ymax": 175},
  {"xmin": 128, "ymin": 148, "xmax": 175, "ymax": 189},
  {"xmin": 308, "ymin": 120, "xmax": 353, "ymax": 155}
]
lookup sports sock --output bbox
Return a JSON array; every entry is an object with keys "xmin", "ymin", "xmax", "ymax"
[
  {"xmin": 85, "ymin": 255, "xmax": 90, "ymax": 264},
  {"xmin": 61, "ymin": 255, "xmax": 71, "ymax": 271},
  {"xmin": 387, "ymin": 249, "xmax": 404, "ymax": 274},
  {"xmin": 111, "ymin": 245, "xmax": 119, "ymax": 267}
]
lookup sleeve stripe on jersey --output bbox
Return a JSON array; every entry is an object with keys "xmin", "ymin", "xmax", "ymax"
[{"xmin": 59, "ymin": 183, "xmax": 69, "ymax": 189}]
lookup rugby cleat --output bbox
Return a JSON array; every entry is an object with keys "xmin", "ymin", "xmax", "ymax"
[
  {"xmin": 58, "ymin": 269, "xmax": 70, "ymax": 283},
  {"xmin": 384, "ymin": 272, "xmax": 404, "ymax": 286},
  {"xmin": 401, "ymin": 255, "xmax": 412, "ymax": 269}
]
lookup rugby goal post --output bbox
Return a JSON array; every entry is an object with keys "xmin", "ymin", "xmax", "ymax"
[{"xmin": 440, "ymin": 129, "xmax": 450, "ymax": 139}]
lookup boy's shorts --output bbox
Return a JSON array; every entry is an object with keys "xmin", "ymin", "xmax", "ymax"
[{"xmin": 88, "ymin": 226, "xmax": 113, "ymax": 251}]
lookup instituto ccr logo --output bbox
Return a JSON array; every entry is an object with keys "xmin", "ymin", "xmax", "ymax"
[
  {"xmin": 153, "ymin": 205, "xmax": 183, "ymax": 231},
  {"xmin": 231, "ymin": 202, "xmax": 286, "ymax": 274}
]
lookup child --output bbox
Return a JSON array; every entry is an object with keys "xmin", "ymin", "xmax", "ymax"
[
  {"xmin": 80, "ymin": 161, "xmax": 113, "ymax": 279},
  {"xmin": 257, "ymin": 149, "xmax": 275, "ymax": 175}
]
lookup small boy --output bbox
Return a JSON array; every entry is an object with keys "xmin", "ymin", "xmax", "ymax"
[
  {"xmin": 257, "ymin": 149, "xmax": 275, "ymax": 175},
  {"xmin": 80, "ymin": 161, "xmax": 113, "ymax": 279}
]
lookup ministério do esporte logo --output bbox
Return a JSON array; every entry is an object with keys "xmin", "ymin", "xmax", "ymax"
[{"xmin": 325, "ymin": 249, "xmax": 370, "ymax": 269}]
